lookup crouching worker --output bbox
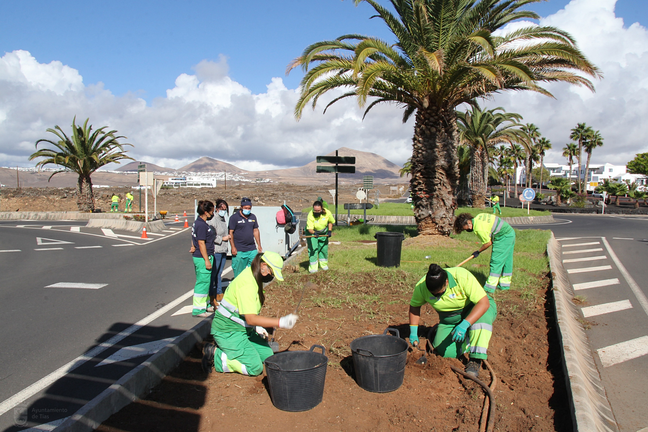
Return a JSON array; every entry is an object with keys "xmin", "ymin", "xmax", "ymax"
[
  {"xmin": 409, "ymin": 264, "xmax": 496, "ymax": 378},
  {"xmin": 202, "ymin": 251, "xmax": 298, "ymax": 376}
]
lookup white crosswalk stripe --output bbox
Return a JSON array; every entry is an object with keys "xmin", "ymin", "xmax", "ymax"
[
  {"xmin": 563, "ymin": 256, "xmax": 608, "ymax": 263},
  {"xmin": 567, "ymin": 265, "xmax": 612, "ymax": 274},
  {"xmin": 597, "ymin": 336, "xmax": 648, "ymax": 368},
  {"xmin": 562, "ymin": 248, "xmax": 603, "ymax": 255},
  {"xmin": 581, "ymin": 300, "xmax": 633, "ymax": 318},
  {"xmin": 573, "ymin": 278, "xmax": 620, "ymax": 291},
  {"xmin": 562, "ymin": 241, "xmax": 601, "ymax": 248}
]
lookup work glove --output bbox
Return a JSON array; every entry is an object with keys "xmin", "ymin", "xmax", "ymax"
[
  {"xmin": 451, "ymin": 319, "xmax": 471, "ymax": 343},
  {"xmin": 472, "ymin": 250, "xmax": 480, "ymax": 259},
  {"xmin": 255, "ymin": 326, "xmax": 269, "ymax": 339},
  {"xmin": 409, "ymin": 325, "xmax": 419, "ymax": 346},
  {"xmin": 278, "ymin": 313, "xmax": 298, "ymax": 329}
]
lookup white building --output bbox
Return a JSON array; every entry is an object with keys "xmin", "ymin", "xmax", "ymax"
[
  {"xmin": 518, "ymin": 162, "xmax": 647, "ymax": 191},
  {"xmin": 163, "ymin": 176, "xmax": 218, "ymax": 188}
]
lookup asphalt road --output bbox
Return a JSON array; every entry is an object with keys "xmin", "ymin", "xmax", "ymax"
[
  {"xmin": 516, "ymin": 214, "xmax": 648, "ymax": 432},
  {"xmin": 0, "ymin": 220, "xmax": 219, "ymax": 431}
]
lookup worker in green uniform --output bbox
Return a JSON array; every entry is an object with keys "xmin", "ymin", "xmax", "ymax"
[
  {"xmin": 125, "ymin": 191, "xmax": 134, "ymax": 212},
  {"xmin": 306, "ymin": 200, "xmax": 335, "ymax": 274},
  {"xmin": 491, "ymin": 195, "xmax": 501, "ymax": 215},
  {"xmin": 202, "ymin": 252, "xmax": 298, "ymax": 376},
  {"xmin": 409, "ymin": 264, "xmax": 496, "ymax": 378},
  {"xmin": 454, "ymin": 212, "xmax": 516, "ymax": 292},
  {"xmin": 110, "ymin": 193, "xmax": 119, "ymax": 212}
]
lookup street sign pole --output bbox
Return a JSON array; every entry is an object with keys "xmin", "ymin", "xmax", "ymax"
[
  {"xmin": 316, "ymin": 153, "xmax": 356, "ymax": 226},
  {"xmin": 335, "ymin": 150, "xmax": 339, "ymax": 226}
]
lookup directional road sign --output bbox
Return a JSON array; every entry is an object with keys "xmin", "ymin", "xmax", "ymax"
[
  {"xmin": 316, "ymin": 165, "xmax": 356, "ymax": 174},
  {"xmin": 522, "ymin": 188, "xmax": 536, "ymax": 201},
  {"xmin": 316, "ymin": 156, "xmax": 356, "ymax": 164}
]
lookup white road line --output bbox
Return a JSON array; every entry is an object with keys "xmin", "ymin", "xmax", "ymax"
[
  {"xmin": 36, "ymin": 237, "xmax": 73, "ymax": 246},
  {"xmin": 597, "ymin": 336, "xmax": 648, "ymax": 368},
  {"xmin": 115, "ymin": 233, "xmax": 152, "ymax": 240},
  {"xmin": 45, "ymin": 282, "xmax": 108, "ymax": 290},
  {"xmin": 0, "ymin": 288, "xmax": 194, "ymax": 417},
  {"xmin": 601, "ymin": 237, "xmax": 648, "ymax": 317},
  {"xmin": 101, "ymin": 228, "xmax": 117, "ymax": 237},
  {"xmin": 563, "ymin": 256, "xmax": 608, "ymax": 264},
  {"xmin": 582, "ymin": 300, "xmax": 633, "ymax": 318},
  {"xmin": 171, "ymin": 305, "xmax": 193, "ymax": 316},
  {"xmin": 567, "ymin": 265, "xmax": 613, "ymax": 274},
  {"xmin": 144, "ymin": 232, "xmax": 165, "ymax": 237},
  {"xmin": 556, "ymin": 237, "xmax": 586, "ymax": 241},
  {"xmin": 562, "ymin": 248, "xmax": 603, "ymax": 255},
  {"xmin": 562, "ymin": 241, "xmax": 601, "ymax": 248},
  {"xmin": 0, "ymin": 249, "xmax": 21, "ymax": 253},
  {"xmin": 573, "ymin": 278, "xmax": 620, "ymax": 291},
  {"xmin": 168, "ymin": 227, "xmax": 182, "ymax": 231},
  {"xmin": 70, "ymin": 226, "xmax": 81, "ymax": 232},
  {"xmin": 112, "ymin": 243, "xmax": 135, "ymax": 247},
  {"xmin": 162, "ymin": 230, "xmax": 174, "ymax": 232},
  {"xmin": 42, "ymin": 226, "xmax": 52, "ymax": 230},
  {"xmin": 75, "ymin": 245, "xmax": 102, "ymax": 249},
  {"xmin": 612, "ymin": 237, "xmax": 634, "ymax": 240},
  {"xmin": 34, "ymin": 248, "xmax": 64, "ymax": 251}
]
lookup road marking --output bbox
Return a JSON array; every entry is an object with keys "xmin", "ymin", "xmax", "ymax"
[
  {"xmin": 612, "ymin": 237, "xmax": 634, "ymax": 240},
  {"xmin": 162, "ymin": 229, "xmax": 174, "ymax": 233},
  {"xmin": 567, "ymin": 265, "xmax": 612, "ymax": 274},
  {"xmin": 112, "ymin": 243, "xmax": 135, "ymax": 247},
  {"xmin": 96, "ymin": 338, "xmax": 175, "ymax": 367},
  {"xmin": 601, "ymin": 237, "xmax": 648, "ymax": 317},
  {"xmin": 114, "ymin": 233, "xmax": 152, "ymax": 240},
  {"xmin": 581, "ymin": 300, "xmax": 633, "ymax": 318},
  {"xmin": 168, "ymin": 227, "xmax": 182, "ymax": 231},
  {"xmin": 171, "ymin": 305, "xmax": 193, "ymax": 316},
  {"xmin": 563, "ymin": 256, "xmax": 608, "ymax": 263},
  {"xmin": 597, "ymin": 336, "xmax": 648, "ymax": 368},
  {"xmin": 74, "ymin": 245, "xmax": 102, "ymax": 249},
  {"xmin": 36, "ymin": 237, "xmax": 73, "ymax": 246},
  {"xmin": 35, "ymin": 248, "xmax": 64, "ymax": 251},
  {"xmin": 556, "ymin": 237, "xmax": 585, "ymax": 241},
  {"xmin": 45, "ymin": 282, "xmax": 108, "ymax": 289},
  {"xmin": 42, "ymin": 226, "xmax": 52, "ymax": 230},
  {"xmin": 101, "ymin": 228, "xmax": 117, "ymax": 237},
  {"xmin": 0, "ymin": 249, "xmax": 21, "ymax": 253},
  {"xmin": 0, "ymin": 288, "xmax": 194, "ymax": 417},
  {"xmin": 70, "ymin": 226, "xmax": 81, "ymax": 232},
  {"xmin": 144, "ymin": 232, "xmax": 165, "ymax": 237},
  {"xmin": 562, "ymin": 241, "xmax": 601, "ymax": 248},
  {"xmin": 562, "ymin": 248, "xmax": 603, "ymax": 255},
  {"xmin": 573, "ymin": 278, "xmax": 620, "ymax": 291}
]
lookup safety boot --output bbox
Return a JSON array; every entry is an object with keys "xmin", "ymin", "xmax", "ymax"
[{"xmin": 202, "ymin": 342, "xmax": 216, "ymax": 373}]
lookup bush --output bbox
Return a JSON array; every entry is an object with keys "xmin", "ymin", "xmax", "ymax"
[
  {"xmin": 536, "ymin": 192, "xmax": 545, "ymax": 201},
  {"xmin": 572, "ymin": 193, "xmax": 587, "ymax": 208}
]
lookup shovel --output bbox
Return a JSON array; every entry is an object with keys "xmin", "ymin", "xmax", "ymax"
[
  {"xmin": 268, "ymin": 282, "xmax": 314, "ymax": 353},
  {"xmin": 269, "ymin": 328, "xmax": 279, "ymax": 353}
]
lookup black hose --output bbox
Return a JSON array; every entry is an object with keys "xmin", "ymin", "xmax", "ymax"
[{"xmin": 451, "ymin": 365, "xmax": 495, "ymax": 432}]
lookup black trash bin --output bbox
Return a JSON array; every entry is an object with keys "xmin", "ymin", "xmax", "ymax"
[{"xmin": 374, "ymin": 232, "xmax": 404, "ymax": 267}]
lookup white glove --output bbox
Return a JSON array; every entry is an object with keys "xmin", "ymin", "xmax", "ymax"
[
  {"xmin": 255, "ymin": 326, "xmax": 269, "ymax": 339},
  {"xmin": 278, "ymin": 314, "xmax": 298, "ymax": 329}
]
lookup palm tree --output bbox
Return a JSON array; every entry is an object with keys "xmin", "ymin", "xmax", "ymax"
[
  {"xmin": 399, "ymin": 158, "xmax": 412, "ymax": 177},
  {"xmin": 456, "ymin": 145, "xmax": 472, "ymax": 206},
  {"xmin": 583, "ymin": 130, "xmax": 604, "ymax": 190},
  {"xmin": 456, "ymin": 104, "xmax": 524, "ymax": 208},
  {"xmin": 562, "ymin": 143, "xmax": 578, "ymax": 186},
  {"xmin": 521, "ymin": 124, "xmax": 540, "ymax": 188},
  {"xmin": 29, "ymin": 117, "xmax": 133, "ymax": 212},
  {"xmin": 536, "ymin": 137, "xmax": 552, "ymax": 191},
  {"xmin": 289, "ymin": 0, "xmax": 600, "ymax": 236},
  {"xmin": 507, "ymin": 144, "xmax": 526, "ymax": 198},
  {"xmin": 570, "ymin": 123, "xmax": 594, "ymax": 193}
]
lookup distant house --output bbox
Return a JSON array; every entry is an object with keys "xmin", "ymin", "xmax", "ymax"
[
  {"xmin": 163, "ymin": 176, "xmax": 217, "ymax": 188},
  {"xmin": 518, "ymin": 162, "xmax": 647, "ymax": 191}
]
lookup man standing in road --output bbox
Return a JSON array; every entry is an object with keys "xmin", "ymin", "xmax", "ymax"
[{"xmin": 229, "ymin": 197, "xmax": 262, "ymax": 277}]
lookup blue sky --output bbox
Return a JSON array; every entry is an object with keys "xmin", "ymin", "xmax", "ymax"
[{"xmin": 1, "ymin": 0, "xmax": 648, "ymax": 170}]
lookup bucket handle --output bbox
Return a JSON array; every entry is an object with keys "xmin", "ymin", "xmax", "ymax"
[
  {"xmin": 264, "ymin": 360, "xmax": 282, "ymax": 371},
  {"xmin": 354, "ymin": 347, "xmax": 375, "ymax": 357},
  {"xmin": 309, "ymin": 344, "xmax": 326, "ymax": 355},
  {"xmin": 384, "ymin": 327, "xmax": 401, "ymax": 338}
]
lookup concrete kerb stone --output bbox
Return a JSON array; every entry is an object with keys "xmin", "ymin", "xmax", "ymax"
[
  {"xmin": 547, "ymin": 234, "xmax": 618, "ymax": 431},
  {"xmin": 0, "ymin": 212, "xmax": 126, "ymax": 221},
  {"xmin": 57, "ymin": 319, "xmax": 211, "ymax": 432},
  {"xmin": 85, "ymin": 219, "xmax": 167, "ymax": 233}
]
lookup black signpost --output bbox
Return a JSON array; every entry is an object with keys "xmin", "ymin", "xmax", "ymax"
[
  {"xmin": 137, "ymin": 163, "xmax": 146, "ymax": 212},
  {"xmin": 316, "ymin": 151, "xmax": 356, "ymax": 225}
]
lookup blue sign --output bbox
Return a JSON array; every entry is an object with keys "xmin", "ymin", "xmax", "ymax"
[{"xmin": 522, "ymin": 188, "xmax": 536, "ymax": 201}]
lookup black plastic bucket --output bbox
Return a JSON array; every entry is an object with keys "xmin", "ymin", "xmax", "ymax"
[
  {"xmin": 350, "ymin": 328, "xmax": 408, "ymax": 393},
  {"xmin": 264, "ymin": 345, "xmax": 328, "ymax": 412},
  {"xmin": 374, "ymin": 232, "xmax": 405, "ymax": 267}
]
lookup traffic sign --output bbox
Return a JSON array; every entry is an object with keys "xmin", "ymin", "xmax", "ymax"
[
  {"xmin": 343, "ymin": 203, "xmax": 373, "ymax": 210},
  {"xmin": 316, "ymin": 156, "xmax": 356, "ymax": 164},
  {"xmin": 363, "ymin": 176, "xmax": 374, "ymax": 190},
  {"xmin": 522, "ymin": 188, "xmax": 536, "ymax": 201},
  {"xmin": 137, "ymin": 163, "xmax": 146, "ymax": 173},
  {"xmin": 316, "ymin": 165, "xmax": 356, "ymax": 174}
]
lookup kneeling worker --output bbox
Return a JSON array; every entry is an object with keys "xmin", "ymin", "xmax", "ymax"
[
  {"xmin": 409, "ymin": 264, "xmax": 496, "ymax": 378},
  {"xmin": 202, "ymin": 252, "xmax": 298, "ymax": 376}
]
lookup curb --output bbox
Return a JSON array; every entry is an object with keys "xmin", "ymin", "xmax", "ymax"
[
  {"xmin": 347, "ymin": 215, "xmax": 556, "ymax": 225},
  {"xmin": 85, "ymin": 219, "xmax": 168, "ymax": 233},
  {"xmin": 547, "ymin": 234, "xmax": 618, "ymax": 431},
  {"xmin": 0, "ymin": 212, "xmax": 127, "ymax": 221},
  {"xmin": 57, "ymin": 319, "xmax": 211, "ymax": 432}
]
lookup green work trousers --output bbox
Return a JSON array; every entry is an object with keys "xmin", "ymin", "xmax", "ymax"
[
  {"xmin": 232, "ymin": 250, "xmax": 258, "ymax": 278},
  {"xmin": 212, "ymin": 328, "xmax": 274, "ymax": 376},
  {"xmin": 192, "ymin": 256, "xmax": 213, "ymax": 315},
  {"xmin": 492, "ymin": 203, "xmax": 501, "ymax": 215},
  {"xmin": 433, "ymin": 295, "xmax": 497, "ymax": 360},
  {"xmin": 484, "ymin": 230, "xmax": 516, "ymax": 292},
  {"xmin": 307, "ymin": 236, "xmax": 329, "ymax": 272},
  {"xmin": 111, "ymin": 202, "xmax": 119, "ymax": 212}
]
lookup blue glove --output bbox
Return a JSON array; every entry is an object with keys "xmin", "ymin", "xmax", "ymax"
[
  {"xmin": 472, "ymin": 251, "xmax": 480, "ymax": 258},
  {"xmin": 451, "ymin": 319, "xmax": 470, "ymax": 343},
  {"xmin": 409, "ymin": 325, "xmax": 419, "ymax": 346}
]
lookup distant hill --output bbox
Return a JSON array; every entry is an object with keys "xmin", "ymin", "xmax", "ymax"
[
  {"xmin": 179, "ymin": 156, "xmax": 248, "ymax": 174},
  {"xmin": 117, "ymin": 161, "xmax": 175, "ymax": 173}
]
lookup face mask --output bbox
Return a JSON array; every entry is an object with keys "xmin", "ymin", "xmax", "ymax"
[
  {"xmin": 313, "ymin": 212, "xmax": 321, "ymax": 218},
  {"xmin": 206, "ymin": 212, "xmax": 214, "ymax": 221},
  {"xmin": 466, "ymin": 228, "xmax": 473, "ymax": 232},
  {"xmin": 219, "ymin": 210, "xmax": 227, "ymax": 217},
  {"xmin": 262, "ymin": 274, "xmax": 274, "ymax": 283},
  {"xmin": 242, "ymin": 209, "xmax": 251, "ymax": 216}
]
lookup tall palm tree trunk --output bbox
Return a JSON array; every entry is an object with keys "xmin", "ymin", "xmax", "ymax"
[
  {"xmin": 526, "ymin": 155, "xmax": 532, "ymax": 188},
  {"xmin": 410, "ymin": 108, "xmax": 459, "ymax": 235},
  {"xmin": 77, "ymin": 175, "xmax": 95, "ymax": 212},
  {"xmin": 469, "ymin": 147, "xmax": 487, "ymax": 208},
  {"xmin": 513, "ymin": 161, "xmax": 519, "ymax": 198},
  {"xmin": 584, "ymin": 152, "xmax": 593, "ymax": 192},
  {"xmin": 538, "ymin": 155, "xmax": 544, "ymax": 192},
  {"xmin": 577, "ymin": 141, "xmax": 583, "ymax": 194}
]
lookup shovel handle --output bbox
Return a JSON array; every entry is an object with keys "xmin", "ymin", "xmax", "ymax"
[{"xmin": 456, "ymin": 255, "xmax": 474, "ymax": 267}]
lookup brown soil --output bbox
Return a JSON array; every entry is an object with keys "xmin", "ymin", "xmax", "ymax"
[{"xmin": 96, "ymin": 270, "xmax": 570, "ymax": 432}]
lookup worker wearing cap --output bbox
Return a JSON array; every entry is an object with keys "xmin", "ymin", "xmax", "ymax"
[
  {"xmin": 409, "ymin": 264, "xmax": 496, "ymax": 378},
  {"xmin": 454, "ymin": 212, "xmax": 516, "ymax": 292},
  {"xmin": 306, "ymin": 200, "xmax": 335, "ymax": 273},
  {"xmin": 491, "ymin": 195, "xmax": 501, "ymax": 215},
  {"xmin": 202, "ymin": 252, "xmax": 299, "ymax": 376},
  {"xmin": 125, "ymin": 191, "xmax": 134, "ymax": 212},
  {"xmin": 110, "ymin": 193, "xmax": 119, "ymax": 212},
  {"xmin": 228, "ymin": 197, "xmax": 262, "ymax": 278}
]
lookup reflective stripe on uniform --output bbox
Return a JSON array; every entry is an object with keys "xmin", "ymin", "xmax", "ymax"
[
  {"xmin": 221, "ymin": 352, "xmax": 230, "ymax": 373},
  {"xmin": 490, "ymin": 217, "xmax": 503, "ymax": 235},
  {"xmin": 471, "ymin": 323, "xmax": 493, "ymax": 332},
  {"xmin": 469, "ymin": 346, "xmax": 488, "ymax": 354},
  {"xmin": 217, "ymin": 301, "xmax": 252, "ymax": 328}
]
